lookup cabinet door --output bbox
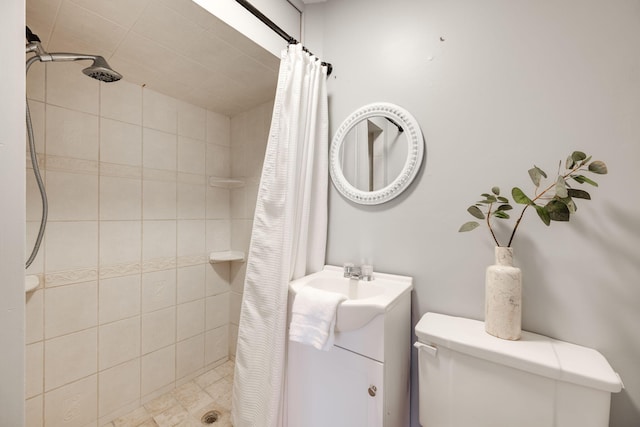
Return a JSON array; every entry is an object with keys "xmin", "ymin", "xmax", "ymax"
[{"xmin": 287, "ymin": 342, "xmax": 384, "ymax": 427}]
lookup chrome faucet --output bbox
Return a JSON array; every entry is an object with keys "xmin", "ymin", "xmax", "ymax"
[{"xmin": 343, "ymin": 263, "xmax": 374, "ymax": 281}]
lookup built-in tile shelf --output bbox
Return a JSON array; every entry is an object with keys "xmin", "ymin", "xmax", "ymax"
[
  {"xmin": 25, "ymin": 275, "xmax": 39, "ymax": 293},
  {"xmin": 208, "ymin": 176, "xmax": 245, "ymax": 188},
  {"xmin": 209, "ymin": 250, "xmax": 246, "ymax": 264}
]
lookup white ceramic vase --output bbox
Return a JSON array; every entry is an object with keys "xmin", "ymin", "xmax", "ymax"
[{"xmin": 485, "ymin": 246, "xmax": 522, "ymax": 340}]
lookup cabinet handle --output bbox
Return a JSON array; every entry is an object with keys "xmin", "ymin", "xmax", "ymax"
[{"xmin": 368, "ymin": 385, "xmax": 377, "ymax": 397}]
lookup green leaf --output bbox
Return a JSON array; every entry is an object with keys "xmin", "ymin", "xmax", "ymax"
[
  {"xmin": 555, "ymin": 176, "xmax": 568, "ymax": 198},
  {"xmin": 572, "ymin": 175, "xmax": 599, "ymax": 187},
  {"xmin": 528, "ymin": 167, "xmax": 542, "ymax": 187},
  {"xmin": 497, "ymin": 196, "xmax": 510, "ymax": 203},
  {"xmin": 560, "ymin": 197, "xmax": 577, "ymax": 214},
  {"xmin": 545, "ymin": 200, "xmax": 571, "ymax": 221},
  {"xmin": 491, "ymin": 186, "xmax": 500, "ymax": 195},
  {"xmin": 467, "ymin": 205, "xmax": 485, "ymax": 219},
  {"xmin": 459, "ymin": 221, "xmax": 480, "ymax": 232},
  {"xmin": 588, "ymin": 160, "xmax": 608, "ymax": 174},
  {"xmin": 566, "ymin": 155, "xmax": 575, "ymax": 169},
  {"xmin": 512, "ymin": 187, "xmax": 532, "ymax": 205},
  {"xmin": 567, "ymin": 188, "xmax": 591, "ymax": 199},
  {"xmin": 572, "ymin": 151, "xmax": 587, "ymax": 162},
  {"xmin": 493, "ymin": 211, "xmax": 510, "ymax": 219},
  {"xmin": 496, "ymin": 204, "xmax": 513, "ymax": 211},
  {"xmin": 579, "ymin": 155, "xmax": 592, "ymax": 166},
  {"xmin": 534, "ymin": 205, "xmax": 551, "ymax": 226},
  {"xmin": 483, "ymin": 195, "xmax": 497, "ymax": 203}
]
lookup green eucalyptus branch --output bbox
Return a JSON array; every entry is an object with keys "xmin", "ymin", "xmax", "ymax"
[{"xmin": 459, "ymin": 151, "xmax": 608, "ymax": 247}]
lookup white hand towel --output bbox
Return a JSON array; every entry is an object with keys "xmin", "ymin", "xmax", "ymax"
[{"xmin": 289, "ymin": 286, "xmax": 346, "ymax": 351}]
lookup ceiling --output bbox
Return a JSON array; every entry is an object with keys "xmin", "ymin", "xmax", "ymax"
[{"xmin": 26, "ymin": 0, "xmax": 280, "ymax": 116}]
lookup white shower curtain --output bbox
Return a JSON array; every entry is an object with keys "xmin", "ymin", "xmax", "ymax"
[{"xmin": 231, "ymin": 44, "xmax": 329, "ymax": 427}]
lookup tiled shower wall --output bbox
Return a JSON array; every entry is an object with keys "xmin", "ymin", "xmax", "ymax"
[{"xmin": 24, "ymin": 60, "xmax": 270, "ymax": 426}]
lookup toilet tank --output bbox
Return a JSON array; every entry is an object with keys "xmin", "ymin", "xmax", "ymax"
[{"xmin": 414, "ymin": 313, "xmax": 623, "ymax": 427}]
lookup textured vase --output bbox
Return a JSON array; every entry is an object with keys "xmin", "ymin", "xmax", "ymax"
[{"xmin": 485, "ymin": 246, "xmax": 522, "ymax": 340}]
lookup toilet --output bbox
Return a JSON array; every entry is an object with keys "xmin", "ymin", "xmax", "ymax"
[{"xmin": 414, "ymin": 313, "xmax": 623, "ymax": 427}]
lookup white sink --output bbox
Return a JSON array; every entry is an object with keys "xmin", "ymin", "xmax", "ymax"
[{"xmin": 289, "ymin": 265, "xmax": 413, "ymax": 332}]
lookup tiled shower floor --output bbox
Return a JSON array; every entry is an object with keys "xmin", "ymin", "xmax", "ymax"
[{"xmin": 105, "ymin": 361, "xmax": 235, "ymax": 427}]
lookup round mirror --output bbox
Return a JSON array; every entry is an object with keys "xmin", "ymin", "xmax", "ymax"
[{"xmin": 329, "ymin": 102, "xmax": 424, "ymax": 205}]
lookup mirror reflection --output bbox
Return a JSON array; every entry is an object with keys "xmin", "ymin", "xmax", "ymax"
[{"xmin": 339, "ymin": 116, "xmax": 408, "ymax": 192}]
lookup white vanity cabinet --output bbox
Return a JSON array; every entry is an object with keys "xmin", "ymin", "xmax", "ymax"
[{"xmin": 287, "ymin": 275, "xmax": 412, "ymax": 427}]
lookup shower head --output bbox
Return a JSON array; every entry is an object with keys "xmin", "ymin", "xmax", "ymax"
[
  {"xmin": 81, "ymin": 56, "xmax": 122, "ymax": 82},
  {"xmin": 26, "ymin": 33, "xmax": 122, "ymax": 83}
]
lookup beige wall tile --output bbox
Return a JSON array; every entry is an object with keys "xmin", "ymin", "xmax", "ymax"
[
  {"xmin": 177, "ymin": 300, "xmax": 205, "ymax": 341},
  {"xmin": 228, "ymin": 324, "xmax": 238, "ymax": 358},
  {"xmin": 141, "ymin": 269, "xmax": 176, "ymax": 313},
  {"xmin": 228, "ymin": 291, "xmax": 242, "ymax": 326},
  {"xmin": 44, "ymin": 328, "xmax": 97, "ymax": 391},
  {"xmin": 44, "ymin": 375, "xmax": 97, "ymax": 427},
  {"xmin": 99, "ymin": 317, "xmax": 141, "ymax": 370},
  {"xmin": 142, "ymin": 89, "xmax": 177, "ymax": 134},
  {"xmin": 206, "ymin": 293, "xmax": 230, "ymax": 331},
  {"xmin": 206, "ymin": 110, "xmax": 230, "ymax": 146},
  {"xmin": 46, "ymin": 105, "xmax": 99, "ymax": 160},
  {"xmin": 100, "ymin": 118, "xmax": 142, "ymax": 166},
  {"xmin": 141, "ymin": 307, "xmax": 176, "ymax": 354},
  {"xmin": 141, "ymin": 346, "xmax": 175, "ymax": 396},
  {"xmin": 205, "ymin": 144, "xmax": 230, "ymax": 177},
  {"xmin": 177, "ymin": 265, "xmax": 205, "ymax": 304},
  {"xmin": 142, "ymin": 180, "xmax": 177, "ymax": 220},
  {"xmin": 206, "ymin": 187, "xmax": 230, "ymax": 220},
  {"xmin": 142, "ymin": 220, "xmax": 176, "ymax": 261},
  {"xmin": 177, "ymin": 136, "xmax": 205, "ymax": 174},
  {"xmin": 176, "ymin": 334, "xmax": 204, "ymax": 380},
  {"xmin": 25, "ymin": 394, "xmax": 43, "ymax": 427},
  {"xmin": 100, "ymin": 176, "xmax": 142, "ymax": 220},
  {"xmin": 205, "ymin": 220, "xmax": 230, "ymax": 253},
  {"xmin": 46, "ymin": 61, "xmax": 99, "ymax": 115},
  {"xmin": 99, "ymin": 359, "xmax": 140, "ymax": 417},
  {"xmin": 143, "ymin": 128, "xmax": 177, "ymax": 171},
  {"xmin": 25, "ymin": 289, "xmax": 44, "ymax": 344},
  {"xmin": 26, "ymin": 342, "xmax": 43, "ymax": 399},
  {"xmin": 25, "ymin": 221, "xmax": 45, "ymax": 277},
  {"xmin": 26, "ymin": 99, "xmax": 45, "ymax": 153},
  {"xmin": 178, "ymin": 101, "xmax": 206, "ymax": 140},
  {"xmin": 99, "ymin": 221, "xmax": 142, "ymax": 267},
  {"xmin": 205, "ymin": 327, "xmax": 228, "ymax": 366},
  {"xmin": 46, "ymin": 170, "xmax": 99, "ymax": 221},
  {"xmin": 100, "ymin": 80, "xmax": 142, "ymax": 125},
  {"xmin": 177, "ymin": 182, "xmax": 206, "ymax": 220},
  {"xmin": 27, "ymin": 61, "xmax": 45, "ymax": 102},
  {"xmin": 177, "ymin": 220, "xmax": 205, "ymax": 257},
  {"xmin": 45, "ymin": 221, "xmax": 98, "ymax": 273},
  {"xmin": 206, "ymin": 263, "xmax": 230, "ymax": 297},
  {"xmin": 99, "ymin": 275, "xmax": 141, "ymax": 325},
  {"xmin": 44, "ymin": 281, "xmax": 98, "ymax": 339}
]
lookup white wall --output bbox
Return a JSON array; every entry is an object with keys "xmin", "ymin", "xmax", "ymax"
[
  {"xmin": 306, "ymin": 0, "xmax": 640, "ymax": 425},
  {"xmin": 0, "ymin": 2, "xmax": 26, "ymax": 426}
]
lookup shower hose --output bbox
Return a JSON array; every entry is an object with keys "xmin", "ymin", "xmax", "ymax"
[{"xmin": 25, "ymin": 56, "xmax": 48, "ymax": 269}]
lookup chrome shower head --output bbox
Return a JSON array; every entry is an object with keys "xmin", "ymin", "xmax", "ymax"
[
  {"xmin": 26, "ymin": 32, "xmax": 123, "ymax": 83},
  {"xmin": 82, "ymin": 56, "xmax": 122, "ymax": 82}
]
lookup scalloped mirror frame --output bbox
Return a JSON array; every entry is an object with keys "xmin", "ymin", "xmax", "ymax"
[{"xmin": 329, "ymin": 102, "xmax": 425, "ymax": 205}]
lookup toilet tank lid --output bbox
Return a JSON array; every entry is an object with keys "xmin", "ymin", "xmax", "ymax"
[{"xmin": 415, "ymin": 313, "xmax": 623, "ymax": 393}]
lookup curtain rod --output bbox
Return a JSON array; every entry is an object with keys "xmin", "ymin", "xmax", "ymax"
[{"xmin": 235, "ymin": 0, "xmax": 333, "ymax": 76}]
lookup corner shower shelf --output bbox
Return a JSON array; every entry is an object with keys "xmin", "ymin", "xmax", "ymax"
[
  {"xmin": 208, "ymin": 176, "xmax": 245, "ymax": 188},
  {"xmin": 209, "ymin": 250, "xmax": 246, "ymax": 264}
]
